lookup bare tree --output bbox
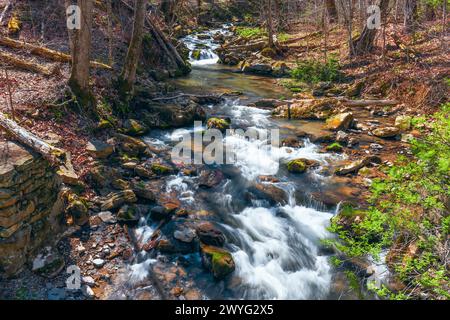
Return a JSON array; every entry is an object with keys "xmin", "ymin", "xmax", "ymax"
[
  {"xmin": 267, "ymin": 0, "xmax": 275, "ymax": 47},
  {"xmin": 67, "ymin": 0, "xmax": 95, "ymax": 111},
  {"xmin": 325, "ymin": 0, "xmax": 338, "ymax": 21},
  {"xmin": 119, "ymin": 0, "xmax": 147, "ymax": 95},
  {"xmin": 403, "ymin": 0, "xmax": 418, "ymax": 33},
  {"xmin": 352, "ymin": 0, "xmax": 390, "ymax": 55}
]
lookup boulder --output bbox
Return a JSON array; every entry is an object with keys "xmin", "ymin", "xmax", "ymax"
[
  {"xmin": 207, "ymin": 117, "xmax": 231, "ymax": 132},
  {"xmin": 326, "ymin": 113, "xmax": 354, "ymax": 131},
  {"xmin": 251, "ymin": 183, "xmax": 288, "ymax": 205},
  {"xmin": 31, "ymin": 247, "xmax": 65, "ymax": 278},
  {"xmin": 86, "ymin": 140, "xmax": 114, "ymax": 159},
  {"xmin": 286, "ymin": 159, "xmax": 307, "ymax": 173},
  {"xmin": 200, "ymin": 245, "xmax": 235, "ymax": 279},
  {"xmin": 242, "ymin": 63, "xmax": 273, "ymax": 75},
  {"xmin": 100, "ymin": 190, "xmax": 137, "ymax": 211},
  {"xmin": 123, "ymin": 119, "xmax": 149, "ymax": 136},
  {"xmin": 272, "ymin": 98, "xmax": 342, "ymax": 120},
  {"xmin": 325, "ymin": 142, "xmax": 344, "ymax": 153},
  {"xmin": 372, "ymin": 127, "xmax": 400, "ymax": 138},
  {"xmin": 335, "ymin": 156, "xmax": 382, "ymax": 175},
  {"xmin": 281, "ymin": 136, "xmax": 304, "ymax": 148},
  {"xmin": 117, "ymin": 204, "xmax": 140, "ymax": 224},
  {"xmin": 198, "ymin": 170, "xmax": 224, "ymax": 188},
  {"xmin": 394, "ymin": 115, "xmax": 412, "ymax": 132},
  {"xmin": 195, "ymin": 222, "xmax": 226, "ymax": 247}
]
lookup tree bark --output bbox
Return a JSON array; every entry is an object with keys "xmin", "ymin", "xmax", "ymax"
[
  {"xmin": 267, "ymin": 0, "xmax": 274, "ymax": 48},
  {"xmin": 352, "ymin": 0, "xmax": 390, "ymax": 56},
  {"xmin": 68, "ymin": 0, "xmax": 95, "ymax": 110},
  {"xmin": 403, "ymin": 0, "xmax": 418, "ymax": 33},
  {"xmin": 119, "ymin": 0, "xmax": 147, "ymax": 95},
  {"xmin": 325, "ymin": 0, "xmax": 338, "ymax": 22}
]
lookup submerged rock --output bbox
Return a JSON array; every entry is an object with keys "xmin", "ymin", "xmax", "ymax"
[
  {"xmin": 200, "ymin": 245, "xmax": 235, "ymax": 279},
  {"xmin": 196, "ymin": 222, "xmax": 226, "ymax": 247},
  {"xmin": 198, "ymin": 170, "xmax": 224, "ymax": 188}
]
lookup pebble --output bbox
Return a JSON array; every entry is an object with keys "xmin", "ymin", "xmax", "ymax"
[
  {"xmin": 82, "ymin": 276, "xmax": 96, "ymax": 286},
  {"xmin": 92, "ymin": 258, "xmax": 105, "ymax": 268},
  {"xmin": 81, "ymin": 285, "xmax": 95, "ymax": 299},
  {"xmin": 98, "ymin": 211, "xmax": 117, "ymax": 224},
  {"xmin": 370, "ymin": 143, "xmax": 383, "ymax": 150}
]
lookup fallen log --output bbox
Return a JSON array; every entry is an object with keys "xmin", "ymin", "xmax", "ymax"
[
  {"xmin": 0, "ymin": 50, "xmax": 53, "ymax": 75},
  {"xmin": 0, "ymin": 36, "xmax": 112, "ymax": 70},
  {"xmin": 0, "ymin": 112, "xmax": 66, "ymax": 165},
  {"xmin": 223, "ymin": 40, "xmax": 268, "ymax": 51}
]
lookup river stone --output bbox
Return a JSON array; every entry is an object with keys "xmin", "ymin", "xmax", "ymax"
[
  {"xmin": 394, "ymin": 115, "xmax": 412, "ymax": 131},
  {"xmin": 251, "ymin": 183, "xmax": 288, "ymax": 205},
  {"xmin": 196, "ymin": 222, "xmax": 226, "ymax": 247},
  {"xmin": 372, "ymin": 127, "xmax": 400, "ymax": 138},
  {"xmin": 200, "ymin": 245, "xmax": 235, "ymax": 279},
  {"xmin": 100, "ymin": 190, "xmax": 137, "ymax": 211},
  {"xmin": 81, "ymin": 285, "xmax": 95, "ymax": 299},
  {"xmin": 198, "ymin": 170, "xmax": 224, "ymax": 188},
  {"xmin": 272, "ymin": 98, "xmax": 341, "ymax": 120},
  {"xmin": 97, "ymin": 211, "xmax": 116, "ymax": 224},
  {"xmin": 86, "ymin": 140, "xmax": 114, "ymax": 159},
  {"xmin": 335, "ymin": 155, "xmax": 382, "ymax": 175},
  {"xmin": 243, "ymin": 63, "xmax": 273, "ymax": 75},
  {"xmin": 31, "ymin": 246, "xmax": 65, "ymax": 278},
  {"xmin": 92, "ymin": 258, "xmax": 105, "ymax": 268},
  {"xmin": 281, "ymin": 136, "xmax": 303, "ymax": 148},
  {"xmin": 326, "ymin": 112, "xmax": 354, "ymax": 131},
  {"xmin": 173, "ymin": 227, "xmax": 196, "ymax": 243},
  {"xmin": 117, "ymin": 204, "xmax": 140, "ymax": 224},
  {"xmin": 123, "ymin": 119, "xmax": 149, "ymax": 136}
]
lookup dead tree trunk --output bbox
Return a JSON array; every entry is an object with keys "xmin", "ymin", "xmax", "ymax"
[
  {"xmin": 68, "ymin": 0, "xmax": 95, "ymax": 113},
  {"xmin": 403, "ymin": 0, "xmax": 418, "ymax": 33},
  {"xmin": 267, "ymin": 0, "xmax": 275, "ymax": 48},
  {"xmin": 325, "ymin": 0, "xmax": 338, "ymax": 22},
  {"xmin": 119, "ymin": 0, "xmax": 147, "ymax": 95},
  {"xmin": 352, "ymin": 0, "xmax": 390, "ymax": 56}
]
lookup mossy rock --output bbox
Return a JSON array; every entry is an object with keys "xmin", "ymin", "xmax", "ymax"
[
  {"xmin": 206, "ymin": 117, "xmax": 231, "ymax": 131},
  {"xmin": 260, "ymin": 47, "xmax": 277, "ymax": 58},
  {"xmin": 123, "ymin": 119, "xmax": 149, "ymax": 136},
  {"xmin": 117, "ymin": 204, "xmax": 139, "ymax": 224},
  {"xmin": 151, "ymin": 163, "xmax": 173, "ymax": 175},
  {"xmin": 192, "ymin": 49, "xmax": 202, "ymax": 60},
  {"xmin": 201, "ymin": 245, "xmax": 235, "ymax": 279},
  {"xmin": 326, "ymin": 142, "xmax": 344, "ymax": 153},
  {"xmin": 286, "ymin": 159, "xmax": 307, "ymax": 173}
]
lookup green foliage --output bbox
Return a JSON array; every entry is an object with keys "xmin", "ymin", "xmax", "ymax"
[
  {"xmin": 278, "ymin": 33, "xmax": 291, "ymax": 42},
  {"xmin": 329, "ymin": 103, "xmax": 450, "ymax": 299},
  {"xmin": 235, "ymin": 27, "xmax": 266, "ymax": 39},
  {"xmin": 290, "ymin": 57, "xmax": 343, "ymax": 84}
]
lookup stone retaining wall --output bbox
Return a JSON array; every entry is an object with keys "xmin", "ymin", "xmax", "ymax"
[{"xmin": 0, "ymin": 141, "xmax": 64, "ymax": 277}]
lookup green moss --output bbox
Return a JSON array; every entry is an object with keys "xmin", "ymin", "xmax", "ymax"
[
  {"xmin": 326, "ymin": 142, "xmax": 343, "ymax": 152},
  {"xmin": 207, "ymin": 117, "xmax": 230, "ymax": 131},
  {"xmin": 151, "ymin": 164, "xmax": 172, "ymax": 175},
  {"xmin": 287, "ymin": 159, "xmax": 307, "ymax": 173},
  {"xmin": 235, "ymin": 26, "xmax": 266, "ymax": 39},
  {"xmin": 192, "ymin": 49, "xmax": 202, "ymax": 60},
  {"xmin": 290, "ymin": 57, "xmax": 343, "ymax": 84}
]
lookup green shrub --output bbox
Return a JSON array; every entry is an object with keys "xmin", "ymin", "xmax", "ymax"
[
  {"xmin": 290, "ymin": 57, "xmax": 343, "ymax": 84},
  {"xmin": 329, "ymin": 103, "xmax": 450, "ymax": 299}
]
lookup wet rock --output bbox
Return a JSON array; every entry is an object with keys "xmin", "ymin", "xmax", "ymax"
[
  {"xmin": 173, "ymin": 227, "xmax": 197, "ymax": 243},
  {"xmin": 131, "ymin": 180, "xmax": 157, "ymax": 201},
  {"xmin": 281, "ymin": 136, "xmax": 303, "ymax": 148},
  {"xmin": 253, "ymin": 98, "xmax": 284, "ymax": 109},
  {"xmin": 157, "ymin": 220, "xmax": 200, "ymax": 254},
  {"xmin": 370, "ymin": 143, "xmax": 384, "ymax": 150},
  {"xmin": 325, "ymin": 142, "xmax": 344, "ymax": 153},
  {"xmin": 243, "ymin": 63, "xmax": 273, "ymax": 75},
  {"xmin": 286, "ymin": 159, "xmax": 307, "ymax": 173},
  {"xmin": 86, "ymin": 140, "xmax": 114, "ymax": 159},
  {"xmin": 200, "ymin": 245, "xmax": 235, "ymax": 279},
  {"xmin": 326, "ymin": 112, "xmax": 354, "ymax": 131},
  {"xmin": 335, "ymin": 155, "xmax": 382, "ymax": 175},
  {"xmin": 196, "ymin": 222, "xmax": 226, "ymax": 247},
  {"xmin": 191, "ymin": 49, "xmax": 201, "ymax": 60},
  {"xmin": 134, "ymin": 165, "xmax": 155, "ymax": 179},
  {"xmin": 123, "ymin": 119, "xmax": 149, "ymax": 136},
  {"xmin": 114, "ymin": 133, "xmax": 148, "ymax": 155},
  {"xmin": 100, "ymin": 190, "xmax": 137, "ymax": 211},
  {"xmin": 372, "ymin": 127, "xmax": 400, "ymax": 138},
  {"xmin": 88, "ymin": 165, "xmax": 123, "ymax": 189},
  {"xmin": 207, "ymin": 117, "xmax": 231, "ymax": 132},
  {"xmin": 198, "ymin": 170, "xmax": 224, "ymax": 188},
  {"xmin": 258, "ymin": 175, "xmax": 280, "ymax": 183},
  {"xmin": 251, "ymin": 183, "xmax": 288, "ymax": 205},
  {"xmin": 394, "ymin": 115, "xmax": 412, "ymax": 132},
  {"xmin": 151, "ymin": 163, "xmax": 174, "ymax": 175}
]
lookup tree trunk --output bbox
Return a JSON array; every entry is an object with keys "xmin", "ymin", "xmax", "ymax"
[
  {"xmin": 119, "ymin": 0, "xmax": 147, "ymax": 95},
  {"xmin": 267, "ymin": 0, "xmax": 274, "ymax": 48},
  {"xmin": 106, "ymin": 0, "xmax": 114, "ymax": 66},
  {"xmin": 352, "ymin": 0, "xmax": 390, "ymax": 56},
  {"xmin": 325, "ymin": 0, "xmax": 338, "ymax": 21},
  {"xmin": 68, "ymin": 0, "xmax": 95, "ymax": 111},
  {"xmin": 403, "ymin": 0, "xmax": 418, "ymax": 33}
]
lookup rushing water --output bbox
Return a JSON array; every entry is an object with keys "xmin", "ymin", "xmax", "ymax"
[{"xmin": 119, "ymin": 26, "xmax": 356, "ymax": 300}]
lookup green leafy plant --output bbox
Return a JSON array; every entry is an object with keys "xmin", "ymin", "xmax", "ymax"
[
  {"xmin": 235, "ymin": 26, "xmax": 266, "ymax": 39},
  {"xmin": 329, "ymin": 103, "xmax": 450, "ymax": 299}
]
